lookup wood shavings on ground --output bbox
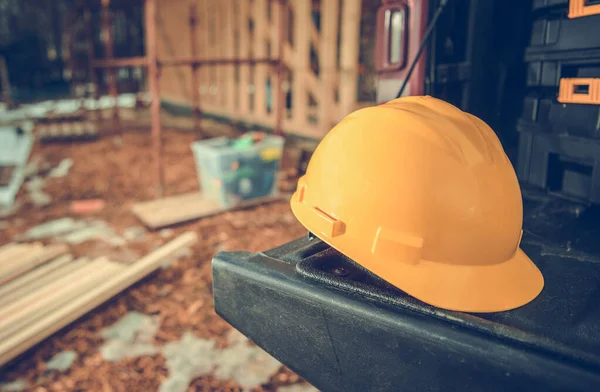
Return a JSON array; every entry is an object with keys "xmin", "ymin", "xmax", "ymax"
[{"xmin": 0, "ymin": 127, "xmax": 313, "ymax": 391}]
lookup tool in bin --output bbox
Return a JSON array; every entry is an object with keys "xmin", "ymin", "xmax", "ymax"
[{"xmin": 290, "ymin": 96, "xmax": 544, "ymax": 312}]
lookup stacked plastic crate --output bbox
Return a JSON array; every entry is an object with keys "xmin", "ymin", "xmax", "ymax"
[{"xmin": 517, "ymin": 0, "xmax": 600, "ymax": 202}]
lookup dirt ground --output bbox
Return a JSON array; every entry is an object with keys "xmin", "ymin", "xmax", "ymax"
[{"xmin": 0, "ymin": 127, "xmax": 311, "ymax": 391}]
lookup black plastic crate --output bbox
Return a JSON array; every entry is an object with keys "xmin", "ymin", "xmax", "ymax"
[
  {"xmin": 520, "ymin": 95, "xmax": 600, "ymax": 138},
  {"xmin": 517, "ymin": 126, "xmax": 600, "ymax": 202},
  {"xmin": 525, "ymin": 12, "xmax": 600, "ymax": 60},
  {"xmin": 526, "ymin": 57, "xmax": 600, "ymax": 87},
  {"xmin": 532, "ymin": 0, "xmax": 569, "ymax": 11}
]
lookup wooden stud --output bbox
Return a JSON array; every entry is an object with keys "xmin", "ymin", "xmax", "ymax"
[
  {"xmin": 200, "ymin": 0, "xmax": 211, "ymax": 108},
  {"xmin": 292, "ymin": 0, "xmax": 311, "ymax": 128},
  {"xmin": 145, "ymin": 0, "xmax": 164, "ymax": 197},
  {"xmin": 253, "ymin": 0, "xmax": 268, "ymax": 121},
  {"xmin": 319, "ymin": 0, "xmax": 339, "ymax": 133},
  {"xmin": 238, "ymin": 0, "xmax": 251, "ymax": 116},
  {"xmin": 339, "ymin": 0, "xmax": 361, "ymax": 120},
  {"xmin": 225, "ymin": 0, "xmax": 237, "ymax": 116},
  {"xmin": 189, "ymin": 1, "xmax": 201, "ymax": 131}
]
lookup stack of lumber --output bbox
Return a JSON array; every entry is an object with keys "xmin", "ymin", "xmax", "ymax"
[{"xmin": 0, "ymin": 231, "xmax": 197, "ymax": 367}]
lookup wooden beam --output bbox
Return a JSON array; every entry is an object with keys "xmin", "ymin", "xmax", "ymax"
[
  {"xmin": 85, "ymin": 9, "xmax": 101, "ymax": 120},
  {"xmin": 273, "ymin": 0, "xmax": 286, "ymax": 135},
  {"xmin": 189, "ymin": 1, "xmax": 201, "ymax": 131},
  {"xmin": 318, "ymin": 0, "xmax": 339, "ymax": 132},
  {"xmin": 159, "ymin": 57, "xmax": 277, "ymax": 67},
  {"xmin": 238, "ymin": 0, "xmax": 251, "ymax": 115},
  {"xmin": 101, "ymin": 0, "xmax": 120, "ymax": 127},
  {"xmin": 200, "ymin": 0, "xmax": 211, "ymax": 106},
  {"xmin": 253, "ymin": 0, "xmax": 268, "ymax": 119},
  {"xmin": 310, "ymin": 22, "xmax": 319, "ymax": 54},
  {"xmin": 339, "ymin": 0, "xmax": 361, "ymax": 119},
  {"xmin": 292, "ymin": 0, "xmax": 311, "ymax": 126},
  {"xmin": 225, "ymin": 0, "xmax": 236, "ymax": 115},
  {"xmin": 145, "ymin": 0, "xmax": 164, "ymax": 197},
  {"xmin": 92, "ymin": 57, "xmax": 149, "ymax": 68},
  {"xmin": 214, "ymin": 0, "xmax": 223, "ymax": 108}
]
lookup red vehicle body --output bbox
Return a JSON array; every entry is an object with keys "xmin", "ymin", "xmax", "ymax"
[{"xmin": 375, "ymin": 0, "xmax": 429, "ymax": 103}]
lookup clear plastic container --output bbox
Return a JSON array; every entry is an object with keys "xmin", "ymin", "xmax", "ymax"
[{"xmin": 191, "ymin": 134, "xmax": 285, "ymax": 208}]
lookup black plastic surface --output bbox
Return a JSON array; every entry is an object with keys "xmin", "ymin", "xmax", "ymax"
[
  {"xmin": 213, "ymin": 196, "xmax": 600, "ymax": 391},
  {"xmin": 517, "ymin": 127, "xmax": 600, "ymax": 203},
  {"xmin": 532, "ymin": 0, "xmax": 569, "ymax": 11}
]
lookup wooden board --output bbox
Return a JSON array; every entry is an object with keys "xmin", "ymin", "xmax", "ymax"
[
  {"xmin": 0, "ymin": 244, "xmax": 69, "ymax": 285},
  {"xmin": 132, "ymin": 192, "xmax": 283, "ymax": 229},
  {"xmin": 0, "ymin": 254, "xmax": 74, "ymax": 306},
  {"xmin": 0, "ymin": 231, "xmax": 197, "ymax": 367},
  {"xmin": 0, "ymin": 258, "xmax": 123, "ymax": 341}
]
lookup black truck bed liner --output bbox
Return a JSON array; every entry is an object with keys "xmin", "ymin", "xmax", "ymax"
[{"xmin": 213, "ymin": 191, "xmax": 600, "ymax": 391}]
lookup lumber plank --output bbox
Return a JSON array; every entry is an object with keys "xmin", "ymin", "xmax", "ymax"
[
  {"xmin": 132, "ymin": 192, "xmax": 283, "ymax": 229},
  {"xmin": 0, "ymin": 258, "xmax": 123, "ymax": 341},
  {"xmin": 0, "ymin": 243, "xmax": 19, "ymax": 256},
  {"xmin": 0, "ymin": 244, "xmax": 69, "ymax": 285},
  {"xmin": 0, "ymin": 255, "xmax": 78, "ymax": 309},
  {"xmin": 0, "ymin": 257, "xmax": 101, "ymax": 324},
  {"xmin": 0, "ymin": 243, "xmax": 43, "ymax": 268},
  {"xmin": 0, "ymin": 232, "xmax": 197, "ymax": 367}
]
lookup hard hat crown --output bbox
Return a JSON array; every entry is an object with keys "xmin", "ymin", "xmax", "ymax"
[{"xmin": 291, "ymin": 96, "xmax": 544, "ymax": 312}]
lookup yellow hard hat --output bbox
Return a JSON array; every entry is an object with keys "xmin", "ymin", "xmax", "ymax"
[{"xmin": 290, "ymin": 96, "xmax": 544, "ymax": 313}]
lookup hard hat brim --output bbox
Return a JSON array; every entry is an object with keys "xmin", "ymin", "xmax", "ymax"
[{"xmin": 378, "ymin": 247, "xmax": 544, "ymax": 313}]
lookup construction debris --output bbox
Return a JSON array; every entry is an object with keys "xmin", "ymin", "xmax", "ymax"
[
  {"xmin": 0, "ymin": 380, "xmax": 27, "ymax": 392},
  {"xmin": 20, "ymin": 218, "xmax": 125, "ymax": 246},
  {"xmin": 215, "ymin": 340, "xmax": 282, "ymax": 390},
  {"xmin": 0, "ymin": 94, "xmax": 145, "ymax": 125},
  {"xmin": 20, "ymin": 218, "xmax": 80, "ymax": 240},
  {"xmin": 0, "ymin": 127, "xmax": 309, "ymax": 390},
  {"xmin": 45, "ymin": 350, "xmax": 78, "ymax": 372},
  {"xmin": 48, "ymin": 158, "xmax": 73, "ymax": 178},
  {"xmin": 123, "ymin": 226, "xmax": 146, "ymax": 242},
  {"xmin": 70, "ymin": 199, "xmax": 106, "ymax": 215},
  {"xmin": 24, "ymin": 177, "xmax": 51, "ymax": 207},
  {"xmin": 160, "ymin": 333, "xmax": 218, "ymax": 392},
  {"xmin": 100, "ymin": 311, "xmax": 160, "ymax": 362}
]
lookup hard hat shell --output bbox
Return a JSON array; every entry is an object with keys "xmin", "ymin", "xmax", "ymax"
[{"xmin": 290, "ymin": 96, "xmax": 544, "ymax": 313}]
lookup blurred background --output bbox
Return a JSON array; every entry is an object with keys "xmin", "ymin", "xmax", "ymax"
[{"xmin": 0, "ymin": 0, "xmax": 598, "ymax": 390}]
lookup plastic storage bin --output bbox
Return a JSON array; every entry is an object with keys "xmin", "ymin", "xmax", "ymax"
[{"xmin": 191, "ymin": 134, "xmax": 285, "ymax": 208}]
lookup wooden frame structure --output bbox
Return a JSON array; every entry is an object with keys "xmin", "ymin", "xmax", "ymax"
[{"xmin": 86, "ymin": 0, "xmax": 363, "ymax": 196}]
